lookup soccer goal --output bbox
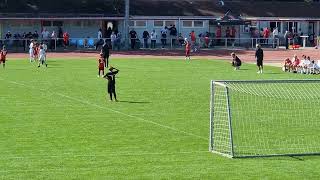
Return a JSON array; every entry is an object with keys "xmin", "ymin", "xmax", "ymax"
[{"xmin": 209, "ymin": 80, "xmax": 320, "ymax": 158}]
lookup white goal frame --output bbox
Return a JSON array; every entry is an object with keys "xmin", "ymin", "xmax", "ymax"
[{"xmin": 209, "ymin": 79, "xmax": 320, "ymax": 158}]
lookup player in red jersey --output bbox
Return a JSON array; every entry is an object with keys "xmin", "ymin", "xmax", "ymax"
[
  {"xmin": 98, "ymin": 53, "xmax": 105, "ymax": 77},
  {"xmin": 185, "ymin": 38, "xmax": 191, "ymax": 60},
  {"xmin": 0, "ymin": 45, "xmax": 7, "ymax": 68},
  {"xmin": 33, "ymin": 43, "xmax": 40, "ymax": 62},
  {"xmin": 283, "ymin": 58, "xmax": 292, "ymax": 72}
]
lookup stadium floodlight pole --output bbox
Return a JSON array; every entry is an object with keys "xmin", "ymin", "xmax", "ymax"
[{"xmin": 124, "ymin": 0, "xmax": 130, "ymax": 50}]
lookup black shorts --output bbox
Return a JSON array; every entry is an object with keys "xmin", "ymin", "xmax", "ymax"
[
  {"xmin": 108, "ymin": 85, "xmax": 115, "ymax": 94},
  {"xmin": 257, "ymin": 60, "xmax": 263, "ymax": 66},
  {"xmin": 0, "ymin": 59, "xmax": 5, "ymax": 64},
  {"xmin": 103, "ymin": 54, "xmax": 109, "ymax": 60}
]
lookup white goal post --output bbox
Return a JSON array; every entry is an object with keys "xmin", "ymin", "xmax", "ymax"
[{"xmin": 209, "ymin": 80, "xmax": 320, "ymax": 158}]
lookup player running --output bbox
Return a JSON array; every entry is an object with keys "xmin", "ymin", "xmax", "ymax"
[
  {"xmin": 98, "ymin": 53, "xmax": 105, "ymax": 77},
  {"xmin": 184, "ymin": 38, "xmax": 191, "ymax": 60},
  {"xmin": 29, "ymin": 40, "xmax": 35, "ymax": 62},
  {"xmin": 0, "ymin": 45, "xmax": 7, "ymax": 69},
  {"xmin": 37, "ymin": 45, "xmax": 47, "ymax": 67}
]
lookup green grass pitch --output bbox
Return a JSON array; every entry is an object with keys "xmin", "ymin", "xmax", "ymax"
[{"xmin": 0, "ymin": 56, "xmax": 320, "ymax": 179}]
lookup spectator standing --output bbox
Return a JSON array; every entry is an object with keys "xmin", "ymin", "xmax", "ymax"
[
  {"xmin": 110, "ymin": 32, "xmax": 117, "ymax": 50},
  {"xmin": 255, "ymin": 44, "xmax": 264, "ymax": 73},
  {"xmin": 63, "ymin": 31, "xmax": 69, "ymax": 49},
  {"xmin": 33, "ymin": 31, "xmax": 39, "ymax": 39},
  {"xmin": 142, "ymin": 30, "xmax": 150, "ymax": 48},
  {"xmin": 190, "ymin": 30, "xmax": 196, "ymax": 51},
  {"xmin": 96, "ymin": 28, "xmax": 104, "ymax": 50},
  {"xmin": 272, "ymin": 27, "xmax": 279, "ymax": 39},
  {"xmin": 216, "ymin": 26, "xmax": 222, "ymax": 45},
  {"xmin": 263, "ymin": 27, "xmax": 270, "ymax": 44},
  {"xmin": 178, "ymin": 33, "xmax": 184, "ymax": 46},
  {"xmin": 50, "ymin": 30, "xmax": 56, "ymax": 50},
  {"xmin": 284, "ymin": 30, "xmax": 290, "ymax": 50},
  {"xmin": 129, "ymin": 29, "xmax": 137, "ymax": 49},
  {"xmin": 41, "ymin": 28, "xmax": 49, "ymax": 40},
  {"xmin": 115, "ymin": 31, "xmax": 121, "ymax": 50},
  {"xmin": 160, "ymin": 26, "xmax": 168, "ymax": 48},
  {"xmin": 5, "ymin": 31, "xmax": 12, "ymax": 39},
  {"xmin": 150, "ymin": 30, "xmax": 157, "ymax": 49},
  {"xmin": 169, "ymin": 25, "xmax": 177, "ymax": 46}
]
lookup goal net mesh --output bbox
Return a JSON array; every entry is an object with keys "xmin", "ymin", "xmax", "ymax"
[{"xmin": 210, "ymin": 80, "xmax": 320, "ymax": 158}]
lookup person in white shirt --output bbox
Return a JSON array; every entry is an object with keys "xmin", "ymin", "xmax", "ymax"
[
  {"xmin": 110, "ymin": 32, "xmax": 117, "ymax": 50},
  {"xmin": 41, "ymin": 28, "xmax": 50, "ymax": 39},
  {"xmin": 272, "ymin": 27, "xmax": 279, "ymax": 39},
  {"xmin": 38, "ymin": 45, "xmax": 47, "ymax": 68},
  {"xmin": 29, "ymin": 40, "xmax": 35, "ymax": 62},
  {"xmin": 150, "ymin": 30, "xmax": 157, "ymax": 49},
  {"xmin": 160, "ymin": 26, "xmax": 168, "ymax": 48}
]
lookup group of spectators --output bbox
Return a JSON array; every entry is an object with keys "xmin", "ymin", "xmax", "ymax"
[
  {"xmin": 127, "ymin": 26, "xmax": 213, "ymax": 50},
  {"xmin": 283, "ymin": 54, "xmax": 320, "ymax": 74},
  {"xmin": 1, "ymin": 27, "xmax": 70, "ymax": 50}
]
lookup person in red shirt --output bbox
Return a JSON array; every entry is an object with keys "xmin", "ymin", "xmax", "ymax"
[
  {"xmin": 283, "ymin": 58, "xmax": 292, "ymax": 72},
  {"xmin": 98, "ymin": 53, "xmax": 105, "ymax": 77},
  {"xmin": 63, "ymin": 32, "xmax": 69, "ymax": 48},
  {"xmin": 0, "ymin": 45, "xmax": 7, "ymax": 68},
  {"xmin": 216, "ymin": 26, "xmax": 222, "ymax": 45},
  {"xmin": 263, "ymin": 27, "xmax": 270, "ymax": 44},
  {"xmin": 185, "ymin": 38, "xmax": 191, "ymax": 60},
  {"xmin": 33, "ymin": 43, "xmax": 40, "ymax": 62},
  {"xmin": 291, "ymin": 55, "xmax": 300, "ymax": 72}
]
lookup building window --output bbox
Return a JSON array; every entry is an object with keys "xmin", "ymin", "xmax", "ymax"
[
  {"xmin": 82, "ymin": 20, "xmax": 99, "ymax": 27},
  {"xmin": 194, "ymin": 21, "xmax": 204, "ymax": 27},
  {"xmin": 53, "ymin": 21, "xmax": 63, "ymax": 27},
  {"xmin": 182, "ymin": 21, "xmax": 193, "ymax": 27},
  {"xmin": 135, "ymin": 20, "xmax": 147, "ymax": 27},
  {"xmin": 154, "ymin": 20, "xmax": 164, "ymax": 27},
  {"xmin": 42, "ymin": 21, "xmax": 52, "ymax": 27},
  {"xmin": 285, "ymin": 22, "xmax": 298, "ymax": 33},
  {"xmin": 71, "ymin": 20, "xmax": 82, "ymax": 27},
  {"xmin": 165, "ymin": 20, "xmax": 176, "ymax": 27},
  {"xmin": 270, "ymin": 21, "xmax": 280, "ymax": 32},
  {"xmin": 130, "ymin": 20, "xmax": 147, "ymax": 27}
]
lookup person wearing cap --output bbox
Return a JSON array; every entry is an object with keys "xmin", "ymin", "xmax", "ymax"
[
  {"xmin": 0, "ymin": 45, "xmax": 7, "ymax": 68},
  {"xmin": 231, "ymin": 52, "xmax": 241, "ymax": 70},
  {"xmin": 255, "ymin": 44, "xmax": 264, "ymax": 73},
  {"xmin": 104, "ymin": 66, "xmax": 119, "ymax": 102},
  {"xmin": 97, "ymin": 53, "xmax": 105, "ymax": 77}
]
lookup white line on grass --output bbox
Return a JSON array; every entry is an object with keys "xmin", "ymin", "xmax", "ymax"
[
  {"xmin": 0, "ymin": 150, "xmax": 208, "ymax": 160},
  {"xmin": 0, "ymin": 78, "xmax": 206, "ymax": 140}
]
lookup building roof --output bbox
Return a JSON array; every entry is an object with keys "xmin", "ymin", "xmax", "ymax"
[
  {"xmin": 0, "ymin": 0, "xmax": 320, "ymax": 19},
  {"xmin": 0, "ymin": 0, "xmax": 124, "ymax": 18},
  {"xmin": 223, "ymin": 1, "xmax": 320, "ymax": 19}
]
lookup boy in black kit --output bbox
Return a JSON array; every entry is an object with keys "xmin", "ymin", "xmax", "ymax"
[
  {"xmin": 101, "ymin": 40, "xmax": 111, "ymax": 67},
  {"xmin": 104, "ymin": 66, "xmax": 119, "ymax": 102}
]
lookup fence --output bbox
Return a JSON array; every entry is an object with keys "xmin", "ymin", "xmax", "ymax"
[{"xmin": 0, "ymin": 37, "xmax": 281, "ymax": 52}]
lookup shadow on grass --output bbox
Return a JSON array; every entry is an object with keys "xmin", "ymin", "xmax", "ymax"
[{"xmin": 118, "ymin": 100, "xmax": 151, "ymax": 104}]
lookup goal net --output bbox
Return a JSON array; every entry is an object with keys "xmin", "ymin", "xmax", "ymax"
[{"xmin": 209, "ymin": 80, "xmax": 320, "ymax": 158}]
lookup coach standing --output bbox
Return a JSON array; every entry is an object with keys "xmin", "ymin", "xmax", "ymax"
[
  {"xmin": 101, "ymin": 40, "xmax": 111, "ymax": 68},
  {"xmin": 255, "ymin": 44, "xmax": 264, "ymax": 74}
]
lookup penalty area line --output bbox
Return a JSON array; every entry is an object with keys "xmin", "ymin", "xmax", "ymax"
[{"xmin": 0, "ymin": 78, "xmax": 206, "ymax": 140}]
